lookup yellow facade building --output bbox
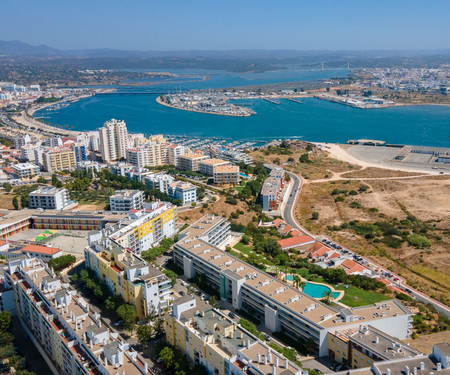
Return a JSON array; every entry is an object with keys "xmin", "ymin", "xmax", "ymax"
[
  {"xmin": 43, "ymin": 147, "xmax": 77, "ymax": 172},
  {"xmin": 165, "ymin": 297, "xmax": 302, "ymax": 375}
]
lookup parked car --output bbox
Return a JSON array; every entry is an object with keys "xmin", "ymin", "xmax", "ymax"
[{"xmin": 228, "ymin": 312, "xmax": 236, "ymax": 319}]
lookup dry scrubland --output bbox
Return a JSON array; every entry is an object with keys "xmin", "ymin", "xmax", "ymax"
[
  {"xmin": 294, "ymin": 151, "xmax": 450, "ymax": 303},
  {"xmin": 178, "ymin": 198, "xmax": 254, "ymax": 227}
]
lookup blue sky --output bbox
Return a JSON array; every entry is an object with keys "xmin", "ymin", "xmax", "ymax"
[{"xmin": 1, "ymin": 0, "xmax": 449, "ymax": 50}]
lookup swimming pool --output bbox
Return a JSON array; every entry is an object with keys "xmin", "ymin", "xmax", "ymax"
[
  {"xmin": 239, "ymin": 173, "xmax": 250, "ymax": 178},
  {"xmin": 285, "ymin": 275, "xmax": 340, "ymax": 299}
]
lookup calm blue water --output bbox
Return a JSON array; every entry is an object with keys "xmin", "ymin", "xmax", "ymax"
[{"xmin": 35, "ymin": 69, "xmax": 450, "ymax": 147}]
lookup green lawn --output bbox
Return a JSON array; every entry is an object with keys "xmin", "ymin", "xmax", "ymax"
[
  {"xmin": 233, "ymin": 241, "xmax": 253, "ymax": 255},
  {"xmin": 336, "ymin": 285, "xmax": 389, "ymax": 307}
]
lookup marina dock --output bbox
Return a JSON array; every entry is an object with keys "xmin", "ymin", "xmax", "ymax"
[
  {"xmin": 287, "ymin": 98, "xmax": 303, "ymax": 104},
  {"xmin": 263, "ymin": 98, "xmax": 281, "ymax": 105}
]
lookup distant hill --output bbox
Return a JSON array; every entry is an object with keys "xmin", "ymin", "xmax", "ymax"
[
  {"xmin": 1, "ymin": 40, "xmax": 450, "ymax": 60},
  {"xmin": 0, "ymin": 40, "xmax": 60, "ymax": 56}
]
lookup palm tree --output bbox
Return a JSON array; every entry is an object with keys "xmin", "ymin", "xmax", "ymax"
[
  {"xmin": 293, "ymin": 276, "xmax": 306, "ymax": 291},
  {"xmin": 322, "ymin": 290, "xmax": 333, "ymax": 305},
  {"xmin": 298, "ymin": 280, "xmax": 306, "ymax": 292}
]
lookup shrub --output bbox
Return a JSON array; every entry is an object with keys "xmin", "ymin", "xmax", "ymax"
[
  {"xmin": 334, "ymin": 196, "xmax": 345, "ymax": 203},
  {"xmin": 311, "ymin": 211, "xmax": 319, "ymax": 220},
  {"xmin": 407, "ymin": 234, "xmax": 432, "ymax": 248},
  {"xmin": 350, "ymin": 201, "xmax": 362, "ymax": 209},
  {"xmin": 359, "ymin": 184, "xmax": 369, "ymax": 192}
]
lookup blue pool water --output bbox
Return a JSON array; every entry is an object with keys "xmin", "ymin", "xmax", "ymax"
[
  {"xmin": 240, "ymin": 173, "xmax": 250, "ymax": 178},
  {"xmin": 285, "ymin": 275, "xmax": 340, "ymax": 299}
]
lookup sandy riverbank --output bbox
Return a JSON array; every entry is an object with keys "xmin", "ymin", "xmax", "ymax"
[{"xmin": 156, "ymin": 96, "xmax": 253, "ymax": 117}]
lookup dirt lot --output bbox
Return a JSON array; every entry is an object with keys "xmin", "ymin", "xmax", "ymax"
[
  {"xmin": 341, "ymin": 167, "xmax": 424, "ymax": 179},
  {"xmin": 76, "ymin": 203, "xmax": 107, "ymax": 211},
  {"xmin": 403, "ymin": 331, "xmax": 450, "ymax": 354},
  {"xmin": 177, "ymin": 197, "xmax": 254, "ymax": 227},
  {"xmin": 0, "ymin": 192, "xmax": 14, "ymax": 209},
  {"xmin": 296, "ymin": 168, "xmax": 450, "ymax": 303},
  {"xmin": 249, "ymin": 148, "xmax": 362, "ymax": 180}
]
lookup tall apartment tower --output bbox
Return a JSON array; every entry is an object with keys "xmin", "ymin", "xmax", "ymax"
[{"xmin": 99, "ymin": 119, "xmax": 129, "ymax": 162}]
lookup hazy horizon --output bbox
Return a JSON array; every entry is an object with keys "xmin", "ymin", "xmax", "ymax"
[{"xmin": 1, "ymin": 0, "xmax": 449, "ymax": 51}]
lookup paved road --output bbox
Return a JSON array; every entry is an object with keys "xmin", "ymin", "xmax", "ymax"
[
  {"xmin": 282, "ymin": 171, "xmax": 316, "ymax": 238},
  {"xmin": 282, "ymin": 171, "xmax": 450, "ymax": 318}
]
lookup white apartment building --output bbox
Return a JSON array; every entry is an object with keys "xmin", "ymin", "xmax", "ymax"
[
  {"xmin": 177, "ymin": 153, "xmax": 210, "ymax": 171},
  {"xmin": 173, "ymin": 215, "xmax": 413, "ymax": 357},
  {"xmin": 99, "ymin": 119, "xmax": 128, "ymax": 162},
  {"xmin": 126, "ymin": 143, "xmax": 163, "ymax": 168},
  {"xmin": 214, "ymin": 165, "xmax": 240, "ymax": 186},
  {"xmin": 11, "ymin": 163, "xmax": 40, "ymax": 179},
  {"xmin": 198, "ymin": 158, "xmax": 230, "ymax": 176},
  {"xmin": 144, "ymin": 173, "xmax": 174, "ymax": 193},
  {"xmin": 168, "ymin": 181, "xmax": 197, "ymax": 205},
  {"xmin": 109, "ymin": 189, "xmax": 144, "ymax": 212},
  {"xmin": 13, "ymin": 134, "xmax": 31, "ymax": 149},
  {"xmin": 167, "ymin": 144, "xmax": 186, "ymax": 166},
  {"xmin": 4, "ymin": 256, "xmax": 150, "ymax": 374},
  {"xmin": 29, "ymin": 186, "xmax": 69, "ymax": 210},
  {"xmin": 20, "ymin": 143, "xmax": 40, "ymax": 162},
  {"xmin": 89, "ymin": 201, "xmax": 176, "ymax": 255}
]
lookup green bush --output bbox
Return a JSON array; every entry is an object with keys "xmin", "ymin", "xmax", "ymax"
[
  {"xmin": 407, "ymin": 234, "xmax": 432, "ymax": 248},
  {"xmin": 48, "ymin": 255, "xmax": 76, "ymax": 272}
]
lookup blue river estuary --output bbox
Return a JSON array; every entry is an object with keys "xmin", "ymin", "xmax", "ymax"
[{"xmin": 35, "ymin": 69, "xmax": 450, "ymax": 147}]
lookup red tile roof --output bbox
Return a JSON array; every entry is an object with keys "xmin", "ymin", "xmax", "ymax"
[
  {"xmin": 272, "ymin": 218, "xmax": 285, "ymax": 227},
  {"xmin": 21, "ymin": 244, "xmax": 61, "ymax": 255},
  {"xmin": 345, "ymin": 264, "xmax": 366, "ymax": 275},
  {"xmin": 278, "ymin": 235, "xmax": 314, "ymax": 249},
  {"xmin": 327, "ymin": 252, "xmax": 341, "ymax": 260},
  {"xmin": 341, "ymin": 259, "xmax": 359, "ymax": 270}
]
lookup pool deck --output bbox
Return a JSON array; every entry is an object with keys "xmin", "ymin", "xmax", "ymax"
[{"xmin": 281, "ymin": 272, "xmax": 345, "ymax": 302}]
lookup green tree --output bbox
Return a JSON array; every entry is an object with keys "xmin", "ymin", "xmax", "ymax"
[
  {"xmin": 2, "ymin": 182, "xmax": 12, "ymax": 192},
  {"xmin": 20, "ymin": 194, "xmax": 29, "ymax": 208},
  {"xmin": 159, "ymin": 346, "xmax": 175, "ymax": 368},
  {"xmin": 153, "ymin": 317, "xmax": 165, "ymax": 337},
  {"xmin": 0, "ymin": 311, "xmax": 11, "ymax": 333},
  {"xmin": 136, "ymin": 325, "xmax": 153, "ymax": 348},
  {"xmin": 116, "ymin": 304, "xmax": 136, "ymax": 332},
  {"xmin": 51, "ymin": 174, "xmax": 63, "ymax": 188},
  {"xmin": 209, "ymin": 295, "xmax": 219, "ymax": 309},
  {"xmin": 12, "ymin": 196, "xmax": 19, "ymax": 210},
  {"xmin": 241, "ymin": 234, "xmax": 250, "ymax": 245},
  {"xmin": 37, "ymin": 176, "xmax": 48, "ymax": 184},
  {"xmin": 48, "ymin": 255, "xmax": 76, "ymax": 272},
  {"xmin": 299, "ymin": 154, "xmax": 310, "ymax": 163},
  {"xmin": 322, "ymin": 290, "xmax": 333, "ymax": 305},
  {"xmin": 311, "ymin": 211, "xmax": 319, "ymax": 220}
]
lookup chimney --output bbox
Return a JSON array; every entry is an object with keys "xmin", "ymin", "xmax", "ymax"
[
  {"xmin": 284, "ymin": 358, "xmax": 288, "ymax": 369},
  {"xmin": 247, "ymin": 339, "xmax": 251, "ymax": 349},
  {"xmin": 420, "ymin": 362, "xmax": 425, "ymax": 370},
  {"xmin": 144, "ymin": 363, "xmax": 148, "ymax": 373},
  {"xmin": 392, "ymin": 342, "xmax": 396, "ymax": 349},
  {"xmin": 386, "ymin": 369, "xmax": 391, "ymax": 375},
  {"xmin": 104, "ymin": 356, "xmax": 108, "ymax": 366},
  {"xmin": 375, "ymin": 337, "xmax": 379, "ymax": 344},
  {"xmin": 414, "ymin": 367, "xmax": 418, "ymax": 375},
  {"xmin": 405, "ymin": 366, "xmax": 410, "ymax": 375},
  {"xmin": 264, "ymin": 356, "xmax": 267, "ymax": 365},
  {"xmin": 257, "ymin": 354, "xmax": 261, "ymax": 363},
  {"xmin": 437, "ymin": 363, "xmax": 442, "ymax": 371},
  {"xmin": 274, "ymin": 357, "xmax": 279, "ymax": 367},
  {"xmin": 273, "ymin": 367, "xmax": 276, "ymax": 375}
]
